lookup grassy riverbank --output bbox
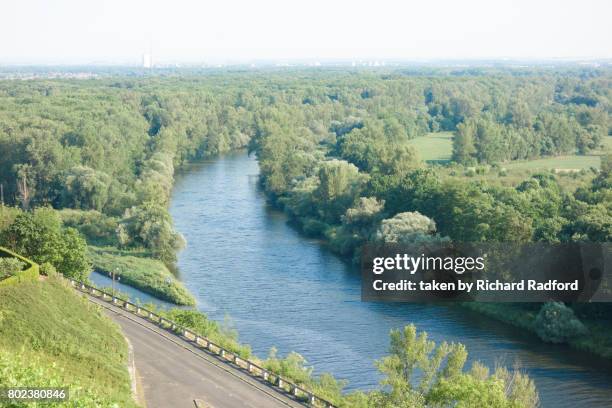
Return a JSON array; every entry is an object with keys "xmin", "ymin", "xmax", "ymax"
[
  {"xmin": 89, "ymin": 246, "xmax": 196, "ymax": 306},
  {"xmin": 0, "ymin": 276, "xmax": 137, "ymax": 406},
  {"xmin": 463, "ymin": 303, "xmax": 612, "ymax": 359},
  {"xmin": 59, "ymin": 209, "xmax": 196, "ymax": 306}
]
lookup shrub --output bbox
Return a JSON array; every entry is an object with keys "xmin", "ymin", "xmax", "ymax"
[
  {"xmin": 39, "ymin": 262, "xmax": 58, "ymax": 277},
  {"xmin": 0, "ymin": 258, "xmax": 25, "ymax": 279},
  {"xmin": 302, "ymin": 218, "xmax": 329, "ymax": 237},
  {"xmin": 535, "ymin": 302, "xmax": 587, "ymax": 344},
  {"xmin": 374, "ymin": 211, "xmax": 449, "ymax": 244},
  {"xmin": 59, "ymin": 209, "xmax": 119, "ymax": 247}
]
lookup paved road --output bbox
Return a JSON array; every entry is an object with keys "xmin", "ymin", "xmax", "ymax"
[{"xmin": 88, "ymin": 296, "xmax": 305, "ymax": 408}]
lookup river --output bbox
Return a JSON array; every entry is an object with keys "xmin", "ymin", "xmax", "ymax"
[{"xmin": 165, "ymin": 151, "xmax": 611, "ymax": 407}]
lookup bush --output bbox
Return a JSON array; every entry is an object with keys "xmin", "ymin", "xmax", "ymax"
[
  {"xmin": 39, "ymin": 262, "xmax": 58, "ymax": 277},
  {"xmin": 535, "ymin": 302, "xmax": 587, "ymax": 344},
  {"xmin": 59, "ymin": 209, "xmax": 119, "ymax": 247},
  {"xmin": 0, "ymin": 258, "xmax": 25, "ymax": 279},
  {"xmin": 302, "ymin": 218, "xmax": 329, "ymax": 237},
  {"xmin": 264, "ymin": 347, "xmax": 313, "ymax": 385}
]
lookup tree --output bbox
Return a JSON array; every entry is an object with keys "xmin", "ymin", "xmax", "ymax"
[
  {"xmin": 375, "ymin": 212, "xmax": 447, "ymax": 244},
  {"xmin": 61, "ymin": 166, "xmax": 111, "ymax": 211},
  {"xmin": 329, "ymin": 197, "xmax": 385, "ymax": 256},
  {"xmin": 453, "ymin": 120, "xmax": 477, "ymax": 164},
  {"xmin": 370, "ymin": 325, "xmax": 539, "ymax": 408},
  {"xmin": 315, "ymin": 159, "xmax": 367, "ymax": 224},
  {"xmin": 0, "ymin": 208, "xmax": 90, "ymax": 280},
  {"xmin": 119, "ymin": 201, "xmax": 185, "ymax": 264},
  {"xmin": 535, "ymin": 302, "xmax": 587, "ymax": 344},
  {"xmin": 570, "ymin": 204, "xmax": 612, "ymax": 242}
]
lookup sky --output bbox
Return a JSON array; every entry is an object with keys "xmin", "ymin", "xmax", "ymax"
[{"xmin": 1, "ymin": 0, "xmax": 611, "ymax": 64}]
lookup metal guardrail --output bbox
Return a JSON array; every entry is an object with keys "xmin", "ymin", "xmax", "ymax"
[{"xmin": 68, "ymin": 278, "xmax": 337, "ymax": 408}]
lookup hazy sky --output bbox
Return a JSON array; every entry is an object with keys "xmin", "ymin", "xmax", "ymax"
[{"xmin": 2, "ymin": 0, "xmax": 611, "ymax": 64}]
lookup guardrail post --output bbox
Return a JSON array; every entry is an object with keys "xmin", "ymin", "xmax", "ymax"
[{"xmin": 67, "ymin": 278, "xmax": 336, "ymax": 408}]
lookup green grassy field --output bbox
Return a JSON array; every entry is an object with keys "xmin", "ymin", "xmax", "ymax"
[
  {"xmin": 409, "ymin": 132, "xmax": 454, "ymax": 163},
  {"xmin": 504, "ymin": 155, "xmax": 602, "ymax": 170},
  {"xmin": 504, "ymin": 136, "xmax": 611, "ymax": 171},
  {"xmin": 0, "ymin": 276, "xmax": 138, "ymax": 407},
  {"xmin": 411, "ymin": 133, "xmax": 611, "ymax": 170},
  {"xmin": 89, "ymin": 246, "xmax": 196, "ymax": 306}
]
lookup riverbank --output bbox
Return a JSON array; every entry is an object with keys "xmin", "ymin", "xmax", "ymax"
[
  {"xmin": 168, "ymin": 152, "xmax": 612, "ymax": 407},
  {"xmin": 89, "ymin": 246, "xmax": 196, "ymax": 306},
  {"xmin": 285, "ymin": 204, "xmax": 612, "ymax": 360},
  {"xmin": 463, "ymin": 303, "xmax": 612, "ymax": 359}
]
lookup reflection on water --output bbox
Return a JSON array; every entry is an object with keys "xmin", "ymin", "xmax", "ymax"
[
  {"xmin": 89, "ymin": 271, "xmax": 179, "ymax": 310},
  {"xmin": 169, "ymin": 151, "xmax": 612, "ymax": 407}
]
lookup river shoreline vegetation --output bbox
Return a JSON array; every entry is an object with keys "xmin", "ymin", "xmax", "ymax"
[{"xmin": 0, "ymin": 66, "xmax": 610, "ymax": 406}]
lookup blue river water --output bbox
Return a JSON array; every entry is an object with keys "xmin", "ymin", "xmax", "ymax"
[{"xmin": 154, "ymin": 151, "xmax": 612, "ymax": 407}]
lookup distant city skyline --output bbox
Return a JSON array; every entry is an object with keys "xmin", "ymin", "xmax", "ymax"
[{"xmin": 2, "ymin": 0, "xmax": 611, "ymax": 65}]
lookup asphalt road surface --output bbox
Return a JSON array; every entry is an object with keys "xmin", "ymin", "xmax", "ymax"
[{"xmin": 87, "ymin": 296, "xmax": 305, "ymax": 408}]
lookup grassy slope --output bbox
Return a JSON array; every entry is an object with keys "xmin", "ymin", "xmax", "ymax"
[
  {"xmin": 0, "ymin": 276, "xmax": 138, "ymax": 406},
  {"xmin": 89, "ymin": 246, "xmax": 196, "ymax": 306}
]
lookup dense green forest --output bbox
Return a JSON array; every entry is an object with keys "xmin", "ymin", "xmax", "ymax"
[
  {"xmin": 0, "ymin": 66, "xmax": 610, "ymax": 313},
  {"xmin": 0, "ymin": 73, "xmax": 609, "ymax": 258},
  {"xmin": 0, "ymin": 67, "xmax": 610, "ymax": 406},
  {"xmin": 0, "ymin": 69, "xmax": 609, "ymax": 256}
]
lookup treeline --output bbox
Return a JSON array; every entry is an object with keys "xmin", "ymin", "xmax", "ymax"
[
  {"xmin": 0, "ymin": 78, "xmax": 257, "ymax": 264},
  {"xmin": 0, "ymin": 68, "xmax": 608, "ymax": 406},
  {"xmin": 0, "ymin": 68, "xmax": 609, "ymax": 312},
  {"xmin": 245, "ymin": 69, "xmax": 611, "ymax": 352}
]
